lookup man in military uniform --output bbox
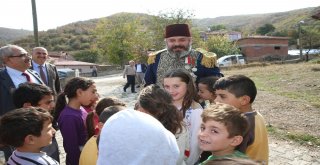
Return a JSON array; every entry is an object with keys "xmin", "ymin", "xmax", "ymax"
[{"xmin": 144, "ymin": 23, "xmax": 223, "ymax": 86}]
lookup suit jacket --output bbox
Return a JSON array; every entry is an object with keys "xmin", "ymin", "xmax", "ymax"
[
  {"xmin": 31, "ymin": 62, "xmax": 61, "ymax": 96},
  {"xmin": 135, "ymin": 63, "xmax": 147, "ymax": 73},
  {"xmin": 0, "ymin": 69, "xmax": 44, "ymax": 115}
]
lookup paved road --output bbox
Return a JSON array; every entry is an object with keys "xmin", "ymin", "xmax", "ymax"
[{"xmin": 56, "ymin": 75, "xmax": 320, "ymax": 165}]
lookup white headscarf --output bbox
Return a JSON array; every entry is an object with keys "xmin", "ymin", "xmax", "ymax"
[{"xmin": 97, "ymin": 109, "xmax": 179, "ymax": 165}]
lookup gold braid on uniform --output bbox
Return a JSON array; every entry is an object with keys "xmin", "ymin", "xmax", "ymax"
[
  {"xmin": 147, "ymin": 49, "xmax": 166, "ymax": 65},
  {"xmin": 195, "ymin": 48, "xmax": 218, "ymax": 68}
]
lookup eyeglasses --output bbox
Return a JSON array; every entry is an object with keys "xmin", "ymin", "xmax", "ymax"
[{"xmin": 9, "ymin": 53, "xmax": 31, "ymax": 58}]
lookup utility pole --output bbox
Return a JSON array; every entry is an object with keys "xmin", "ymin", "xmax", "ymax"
[
  {"xmin": 298, "ymin": 20, "xmax": 304, "ymax": 60},
  {"xmin": 31, "ymin": 0, "xmax": 39, "ymax": 46}
]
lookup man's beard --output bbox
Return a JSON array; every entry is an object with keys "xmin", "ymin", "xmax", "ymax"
[{"xmin": 166, "ymin": 43, "xmax": 192, "ymax": 59}]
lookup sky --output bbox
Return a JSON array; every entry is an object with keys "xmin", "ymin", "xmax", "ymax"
[{"xmin": 1, "ymin": 0, "xmax": 319, "ymax": 31}]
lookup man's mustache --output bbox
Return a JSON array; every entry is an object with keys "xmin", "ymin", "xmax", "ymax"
[{"xmin": 172, "ymin": 46, "xmax": 186, "ymax": 49}]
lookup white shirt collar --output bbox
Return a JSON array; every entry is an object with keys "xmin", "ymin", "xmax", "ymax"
[{"xmin": 5, "ymin": 66, "xmax": 24, "ymax": 76}]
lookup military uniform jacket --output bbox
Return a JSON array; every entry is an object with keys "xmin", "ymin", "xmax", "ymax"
[{"xmin": 144, "ymin": 48, "xmax": 223, "ymax": 86}]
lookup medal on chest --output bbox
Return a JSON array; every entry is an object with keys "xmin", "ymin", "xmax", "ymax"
[
  {"xmin": 184, "ymin": 56, "xmax": 196, "ymax": 70},
  {"xmin": 184, "ymin": 55, "xmax": 197, "ymax": 77}
]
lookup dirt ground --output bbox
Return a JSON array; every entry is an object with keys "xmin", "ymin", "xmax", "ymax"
[
  {"xmin": 84, "ymin": 65, "xmax": 320, "ymax": 164},
  {"xmin": 221, "ymin": 63, "xmax": 320, "ymax": 138}
]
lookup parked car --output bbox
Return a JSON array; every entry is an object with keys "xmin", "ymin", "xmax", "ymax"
[
  {"xmin": 57, "ymin": 68, "xmax": 75, "ymax": 88},
  {"xmin": 57, "ymin": 68, "xmax": 75, "ymax": 79},
  {"xmin": 217, "ymin": 54, "xmax": 245, "ymax": 67}
]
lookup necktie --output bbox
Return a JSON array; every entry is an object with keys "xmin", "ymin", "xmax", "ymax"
[
  {"xmin": 22, "ymin": 72, "xmax": 31, "ymax": 82},
  {"xmin": 39, "ymin": 65, "xmax": 47, "ymax": 85}
]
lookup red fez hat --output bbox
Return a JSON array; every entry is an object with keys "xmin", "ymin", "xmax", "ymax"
[{"xmin": 165, "ymin": 24, "xmax": 191, "ymax": 38}]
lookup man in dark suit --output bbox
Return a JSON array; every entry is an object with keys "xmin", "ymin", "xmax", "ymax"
[
  {"xmin": 0, "ymin": 45, "xmax": 44, "ymax": 115},
  {"xmin": 30, "ymin": 47, "xmax": 61, "ymax": 163},
  {"xmin": 31, "ymin": 47, "xmax": 61, "ymax": 96},
  {"xmin": 0, "ymin": 44, "xmax": 44, "ymax": 161},
  {"xmin": 135, "ymin": 60, "xmax": 147, "ymax": 88}
]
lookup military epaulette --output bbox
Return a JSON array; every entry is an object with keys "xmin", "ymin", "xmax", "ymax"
[
  {"xmin": 195, "ymin": 48, "xmax": 217, "ymax": 68},
  {"xmin": 147, "ymin": 49, "xmax": 166, "ymax": 65}
]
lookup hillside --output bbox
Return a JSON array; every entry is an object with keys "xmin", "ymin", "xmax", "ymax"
[
  {"xmin": 193, "ymin": 7, "xmax": 319, "ymax": 34},
  {"xmin": 2, "ymin": 6, "xmax": 319, "ymax": 51},
  {"xmin": 0, "ymin": 27, "xmax": 33, "ymax": 45}
]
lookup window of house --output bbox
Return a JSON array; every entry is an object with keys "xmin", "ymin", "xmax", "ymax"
[
  {"xmin": 254, "ymin": 46, "xmax": 261, "ymax": 49},
  {"xmin": 274, "ymin": 46, "xmax": 281, "ymax": 50}
]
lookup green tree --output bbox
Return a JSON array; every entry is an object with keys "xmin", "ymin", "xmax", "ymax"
[
  {"xmin": 130, "ymin": 29, "xmax": 154, "ymax": 62},
  {"xmin": 71, "ymin": 40, "xmax": 81, "ymax": 50},
  {"xmin": 256, "ymin": 24, "xmax": 275, "ymax": 35},
  {"xmin": 149, "ymin": 9, "xmax": 195, "ymax": 50},
  {"xmin": 271, "ymin": 30, "xmax": 289, "ymax": 37},
  {"xmin": 209, "ymin": 24, "xmax": 226, "ymax": 31},
  {"xmin": 301, "ymin": 26, "xmax": 320, "ymax": 50},
  {"xmin": 206, "ymin": 36, "xmax": 240, "ymax": 58},
  {"xmin": 73, "ymin": 50, "xmax": 99, "ymax": 63},
  {"xmin": 95, "ymin": 14, "xmax": 141, "ymax": 67}
]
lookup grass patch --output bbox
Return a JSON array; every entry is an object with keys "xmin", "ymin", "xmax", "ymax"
[
  {"xmin": 309, "ymin": 59, "xmax": 320, "ymax": 64},
  {"xmin": 286, "ymin": 133, "xmax": 320, "ymax": 146},
  {"xmin": 266, "ymin": 125, "xmax": 320, "ymax": 146},
  {"xmin": 280, "ymin": 91, "xmax": 320, "ymax": 108},
  {"xmin": 252, "ymin": 76, "xmax": 320, "ymax": 108}
]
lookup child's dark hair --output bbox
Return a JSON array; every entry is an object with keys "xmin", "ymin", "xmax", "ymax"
[
  {"xmin": 95, "ymin": 97, "xmax": 126, "ymax": 116},
  {"xmin": 99, "ymin": 106, "xmax": 125, "ymax": 123},
  {"xmin": 86, "ymin": 97, "xmax": 126, "ymax": 138},
  {"xmin": 214, "ymin": 75, "xmax": 257, "ymax": 103},
  {"xmin": 163, "ymin": 69, "xmax": 197, "ymax": 117},
  {"xmin": 138, "ymin": 84, "xmax": 183, "ymax": 134},
  {"xmin": 202, "ymin": 103, "xmax": 249, "ymax": 138},
  {"xmin": 96, "ymin": 106, "xmax": 125, "ymax": 147},
  {"xmin": 13, "ymin": 82, "xmax": 54, "ymax": 108},
  {"xmin": 0, "ymin": 107, "xmax": 53, "ymax": 147},
  {"xmin": 54, "ymin": 77, "xmax": 95, "ymax": 122},
  {"xmin": 198, "ymin": 76, "xmax": 219, "ymax": 93}
]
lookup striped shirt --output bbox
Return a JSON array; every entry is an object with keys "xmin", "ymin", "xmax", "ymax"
[{"xmin": 7, "ymin": 150, "xmax": 59, "ymax": 165}]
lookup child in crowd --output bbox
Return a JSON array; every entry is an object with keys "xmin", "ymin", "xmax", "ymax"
[
  {"xmin": 0, "ymin": 107, "xmax": 58, "ymax": 165},
  {"xmin": 79, "ymin": 106, "xmax": 125, "ymax": 165},
  {"xmin": 214, "ymin": 75, "xmax": 269, "ymax": 164},
  {"xmin": 197, "ymin": 76, "xmax": 219, "ymax": 107},
  {"xmin": 86, "ymin": 97, "xmax": 126, "ymax": 139},
  {"xmin": 13, "ymin": 82, "xmax": 55, "ymax": 111},
  {"xmin": 163, "ymin": 69, "xmax": 203, "ymax": 165},
  {"xmin": 13, "ymin": 82, "xmax": 60, "ymax": 162},
  {"xmin": 54, "ymin": 77, "xmax": 99, "ymax": 165},
  {"xmin": 198, "ymin": 103, "xmax": 249, "ymax": 164},
  {"xmin": 138, "ymin": 84, "xmax": 188, "ymax": 164},
  {"xmin": 197, "ymin": 76, "xmax": 219, "ymax": 163},
  {"xmin": 97, "ymin": 109, "xmax": 179, "ymax": 165},
  {"xmin": 81, "ymin": 97, "xmax": 99, "ymax": 113},
  {"xmin": 204, "ymin": 157, "xmax": 260, "ymax": 165}
]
